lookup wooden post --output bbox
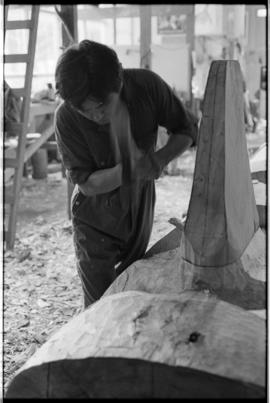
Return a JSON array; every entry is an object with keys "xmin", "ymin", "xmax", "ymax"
[
  {"xmin": 57, "ymin": 5, "xmax": 78, "ymax": 219},
  {"xmin": 31, "ymin": 148, "xmax": 48, "ymax": 179},
  {"xmin": 140, "ymin": 5, "xmax": 151, "ymax": 69},
  {"xmin": 59, "ymin": 5, "xmax": 78, "ymax": 47},
  {"xmin": 113, "ymin": 5, "xmax": 117, "ymax": 45},
  {"xmin": 186, "ymin": 5, "xmax": 195, "ymax": 105}
]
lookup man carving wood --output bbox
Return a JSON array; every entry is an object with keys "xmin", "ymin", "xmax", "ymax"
[{"xmin": 54, "ymin": 40, "xmax": 197, "ymax": 308}]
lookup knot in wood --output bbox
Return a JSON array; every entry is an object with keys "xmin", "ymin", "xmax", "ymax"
[{"xmin": 188, "ymin": 331, "xmax": 201, "ymax": 343}]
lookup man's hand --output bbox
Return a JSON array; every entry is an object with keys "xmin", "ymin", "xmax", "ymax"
[
  {"xmin": 130, "ymin": 152, "xmax": 163, "ymax": 181},
  {"xmin": 123, "ymin": 134, "xmax": 193, "ymax": 184},
  {"xmin": 78, "ymin": 163, "xmax": 122, "ymax": 196}
]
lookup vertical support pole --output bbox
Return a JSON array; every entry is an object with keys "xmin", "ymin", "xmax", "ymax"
[
  {"xmin": 140, "ymin": 5, "xmax": 151, "ymax": 69},
  {"xmin": 59, "ymin": 5, "xmax": 78, "ymax": 219},
  {"xmin": 60, "ymin": 5, "xmax": 78, "ymax": 46},
  {"xmin": 113, "ymin": 5, "xmax": 117, "ymax": 45},
  {"xmin": 186, "ymin": 5, "xmax": 195, "ymax": 107}
]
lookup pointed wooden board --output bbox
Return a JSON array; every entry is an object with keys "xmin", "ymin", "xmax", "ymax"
[{"xmin": 182, "ymin": 60, "xmax": 259, "ymax": 267}]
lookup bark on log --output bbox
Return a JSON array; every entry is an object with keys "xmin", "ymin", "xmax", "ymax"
[{"xmin": 6, "ymin": 291, "xmax": 265, "ymax": 398}]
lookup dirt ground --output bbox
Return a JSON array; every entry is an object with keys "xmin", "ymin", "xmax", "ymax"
[{"xmin": 3, "ymin": 149, "xmax": 195, "ymax": 392}]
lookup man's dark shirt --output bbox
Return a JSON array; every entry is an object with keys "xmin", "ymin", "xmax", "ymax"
[
  {"xmin": 55, "ymin": 68, "xmax": 197, "ymax": 185},
  {"xmin": 55, "ymin": 68, "xmax": 197, "ymax": 278}
]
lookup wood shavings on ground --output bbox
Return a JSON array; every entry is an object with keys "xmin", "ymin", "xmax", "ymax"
[{"xmin": 3, "ymin": 150, "xmax": 194, "ymax": 393}]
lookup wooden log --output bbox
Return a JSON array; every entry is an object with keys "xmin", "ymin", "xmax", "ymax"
[
  {"xmin": 31, "ymin": 148, "xmax": 48, "ymax": 179},
  {"xmin": 6, "ymin": 291, "xmax": 265, "ymax": 398},
  {"xmin": 105, "ymin": 225, "xmax": 265, "ymax": 311},
  {"xmin": 6, "ymin": 60, "xmax": 266, "ymax": 398}
]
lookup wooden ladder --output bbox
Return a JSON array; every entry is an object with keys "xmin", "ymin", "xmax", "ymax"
[{"xmin": 4, "ymin": 5, "xmax": 40, "ymax": 249}]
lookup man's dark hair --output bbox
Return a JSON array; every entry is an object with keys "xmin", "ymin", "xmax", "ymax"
[{"xmin": 55, "ymin": 40, "xmax": 123, "ymax": 107}]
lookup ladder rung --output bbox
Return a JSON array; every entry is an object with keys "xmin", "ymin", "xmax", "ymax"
[
  {"xmin": 5, "ymin": 54, "xmax": 29, "ymax": 63},
  {"xmin": 5, "ymin": 158, "xmax": 18, "ymax": 168},
  {"xmin": 4, "ymin": 4, "xmax": 40, "ymax": 251},
  {"xmin": 12, "ymin": 88, "xmax": 26, "ymax": 98},
  {"xmin": 5, "ymin": 122, "xmax": 23, "ymax": 135},
  {"xmin": 6, "ymin": 20, "xmax": 32, "ymax": 30}
]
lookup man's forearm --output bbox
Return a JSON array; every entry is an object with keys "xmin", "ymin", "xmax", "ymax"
[
  {"xmin": 78, "ymin": 164, "xmax": 122, "ymax": 196},
  {"xmin": 154, "ymin": 134, "xmax": 192, "ymax": 168}
]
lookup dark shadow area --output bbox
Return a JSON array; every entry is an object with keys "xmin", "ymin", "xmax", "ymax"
[{"xmin": 6, "ymin": 356, "xmax": 265, "ymax": 399}]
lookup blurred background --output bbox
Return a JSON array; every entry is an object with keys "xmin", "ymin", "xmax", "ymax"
[{"xmin": 4, "ymin": 4, "xmax": 267, "ymax": 127}]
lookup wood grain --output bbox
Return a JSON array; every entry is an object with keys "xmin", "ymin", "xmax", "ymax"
[
  {"xmin": 6, "ymin": 291, "xmax": 266, "ymax": 398},
  {"xmin": 6, "ymin": 357, "xmax": 265, "ymax": 398},
  {"xmin": 105, "ymin": 225, "xmax": 266, "ymax": 310},
  {"xmin": 183, "ymin": 61, "xmax": 259, "ymax": 267},
  {"xmin": 5, "ymin": 61, "xmax": 266, "ymax": 399}
]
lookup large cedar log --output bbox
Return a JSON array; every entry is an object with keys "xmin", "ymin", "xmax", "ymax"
[
  {"xmin": 105, "ymin": 225, "xmax": 266, "ymax": 311},
  {"xmin": 6, "ymin": 61, "xmax": 266, "ymax": 398},
  {"xmin": 6, "ymin": 291, "xmax": 265, "ymax": 398}
]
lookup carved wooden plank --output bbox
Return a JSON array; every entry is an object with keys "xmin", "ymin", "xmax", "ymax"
[
  {"xmin": 6, "ymin": 291, "xmax": 265, "ymax": 398},
  {"xmin": 182, "ymin": 61, "xmax": 259, "ymax": 267}
]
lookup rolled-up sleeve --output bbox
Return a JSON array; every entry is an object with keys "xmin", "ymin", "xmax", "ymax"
[
  {"xmin": 145, "ymin": 70, "xmax": 198, "ymax": 146},
  {"xmin": 54, "ymin": 104, "xmax": 95, "ymax": 184}
]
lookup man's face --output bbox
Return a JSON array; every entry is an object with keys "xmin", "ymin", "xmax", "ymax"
[{"xmin": 74, "ymin": 92, "xmax": 120, "ymax": 125}]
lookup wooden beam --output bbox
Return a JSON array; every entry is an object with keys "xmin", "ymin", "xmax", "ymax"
[
  {"xmin": 56, "ymin": 6, "xmax": 77, "ymax": 217},
  {"xmin": 140, "ymin": 5, "xmax": 151, "ymax": 69},
  {"xmin": 186, "ymin": 5, "xmax": 195, "ymax": 102},
  {"xmin": 55, "ymin": 5, "xmax": 78, "ymax": 48},
  {"xmin": 23, "ymin": 125, "xmax": 54, "ymax": 162},
  {"xmin": 77, "ymin": 5, "xmax": 194, "ymax": 20}
]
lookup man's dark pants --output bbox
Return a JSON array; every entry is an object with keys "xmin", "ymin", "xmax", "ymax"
[{"xmin": 71, "ymin": 182, "xmax": 155, "ymax": 308}]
